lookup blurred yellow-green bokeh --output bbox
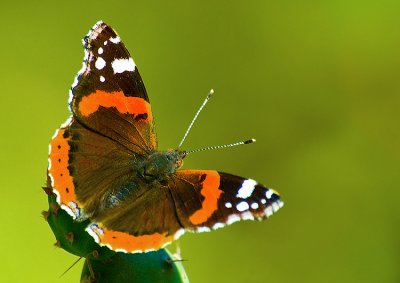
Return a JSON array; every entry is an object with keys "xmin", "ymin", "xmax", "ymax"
[{"xmin": 1, "ymin": 1, "xmax": 399, "ymax": 282}]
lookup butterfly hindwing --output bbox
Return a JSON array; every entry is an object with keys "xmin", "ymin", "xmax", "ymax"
[
  {"xmin": 85, "ymin": 180, "xmax": 184, "ymax": 253},
  {"xmin": 70, "ymin": 21, "xmax": 157, "ymax": 153},
  {"xmin": 84, "ymin": 169, "xmax": 283, "ymax": 253},
  {"xmin": 171, "ymin": 170, "xmax": 283, "ymax": 232}
]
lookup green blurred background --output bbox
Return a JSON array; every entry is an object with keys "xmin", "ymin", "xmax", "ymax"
[{"xmin": 1, "ymin": 0, "xmax": 399, "ymax": 282}]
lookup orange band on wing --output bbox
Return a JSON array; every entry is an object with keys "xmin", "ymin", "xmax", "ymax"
[
  {"xmin": 184, "ymin": 171, "xmax": 222, "ymax": 225},
  {"xmin": 48, "ymin": 128, "xmax": 78, "ymax": 207},
  {"xmin": 91, "ymin": 225, "xmax": 174, "ymax": 253},
  {"xmin": 78, "ymin": 90, "xmax": 152, "ymax": 121}
]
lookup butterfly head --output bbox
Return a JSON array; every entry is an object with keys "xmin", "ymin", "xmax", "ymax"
[{"xmin": 140, "ymin": 150, "xmax": 185, "ymax": 182}]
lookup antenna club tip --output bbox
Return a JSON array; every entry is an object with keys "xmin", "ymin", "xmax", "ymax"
[
  {"xmin": 245, "ymin": 138, "xmax": 256, "ymax": 144},
  {"xmin": 209, "ymin": 89, "xmax": 214, "ymax": 96}
]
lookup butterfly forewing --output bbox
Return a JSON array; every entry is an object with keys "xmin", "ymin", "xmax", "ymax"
[{"xmin": 70, "ymin": 21, "xmax": 157, "ymax": 153}]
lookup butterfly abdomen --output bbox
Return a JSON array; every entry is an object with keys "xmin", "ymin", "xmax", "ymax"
[{"xmin": 104, "ymin": 182, "xmax": 139, "ymax": 209}]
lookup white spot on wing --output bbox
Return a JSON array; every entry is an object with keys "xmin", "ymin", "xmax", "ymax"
[
  {"xmin": 95, "ymin": 57, "xmax": 106, "ymax": 70},
  {"xmin": 261, "ymin": 199, "xmax": 267, "ymax": 204},
  {"xmin": 110, "ymin": 36, "xmax": 121, "ymax": 44},
  {"xmin": 236, "ymin": 179, "xmax": 257, "ymax": 199},
  {"xmin": 212, "ymin": 223, "xmax": 225, "ymax": 230},
  {"xmin": 104, "ymin": 40, "xmax": 108, "ymax": 45},
  {"xmin": 111, "ymin": 58, "xmax": 136, "ymax": 73},
  {"xmin": 61, "ymin": 204, "xmax": 77, "ymax": 219},
  {"xmin": 225, "ymin": 202, "xmax": 232, "ymax": 208},
  {"xmin": 265, "ymin": 206, "xmax": 273, "ymax": 217},
  {"xmin": 86, "ymin": 224, "xmax": 103, "ymax": 243},
  {"xmin": 251, "ymin": 202, "xmax": 259, "ymax": 209},
  {"xmin": 52, "ymin": 188, "xmax": 60, "ymax": 204},
  {"xmin": 196, "ymin": 226, "xmax": 211, "ymax": 233},
  {"xmin": 115, "ymin": 248, "xmax": 128, "ymax": 253},
  {"xmin": 48, "ymin": 157, "xmax": 53, "ymax": 184},
  {"xmin": 272, "ymin": 202, "xmax": 280, "ymax": 212},
  {"xmin": 98, "ymin": 47, "xmax": 104, "ymax": 54},
  {"xmin": 236, "ymin": 201, "xmax": 249, "ymax": 212},
  {"xmin": 265, "ymin": 190, "xmax": 274, "ymax": 199},
  {"xmin": 100, "ymin": 76, "xmax": 105, "ymax": 82},
  {"xmin": 241, "ymin": 211, "xmax": 255, "ymax": 220},
  {"xmin": 227, "ymin": 214, "xmax": 241, "ymax": 225},
  {"xmin": 48, "ymin": 133, "xmax": 58, "ymax": 196}
]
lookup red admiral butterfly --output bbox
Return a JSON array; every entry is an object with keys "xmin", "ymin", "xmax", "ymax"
[{"xmin": 48, "ymin": 21, "xmax": 283, "ymax": 253}]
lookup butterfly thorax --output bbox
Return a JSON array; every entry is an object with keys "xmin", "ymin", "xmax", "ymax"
[{"xmin": 138, "ymin": 150, "xmax": 184, "ymax": 183}]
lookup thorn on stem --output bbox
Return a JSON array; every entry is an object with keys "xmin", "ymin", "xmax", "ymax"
[
  {"xmin": 41, "ymin": 210, "xmax": 50, "ymax": 221},
  {"xmin": 42, "ymin": 186, "xmax": 54, "ymax": 195},
  {"xmin": 91, "ymin": 250, "xmax": 99, "ymax": 259},
  {"xmin": 66, "ymin": 232, "xmax": 74, "ymax": 243},
  {"xmin": 49, "ymin": 203, "xmax": 59, "ymax": 215}
]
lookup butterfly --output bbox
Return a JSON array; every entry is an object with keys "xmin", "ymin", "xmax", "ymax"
[{"xmin": 48, "ymin": 21, "xmax": 283, "ymax": 253}]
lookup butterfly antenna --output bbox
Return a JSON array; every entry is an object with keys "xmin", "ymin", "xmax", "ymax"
[
  {"xmin": 178, "ymin": 89, "xmax": 214, "ymax": 149},
  {"xmin": 183, "ymin": 138, "xmax": 256, "ymax": 156}
]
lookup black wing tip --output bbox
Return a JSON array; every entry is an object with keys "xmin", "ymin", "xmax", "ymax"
[{"xmin": 83, "ymin": 21, "xmax": 117, "ymax": 48}]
